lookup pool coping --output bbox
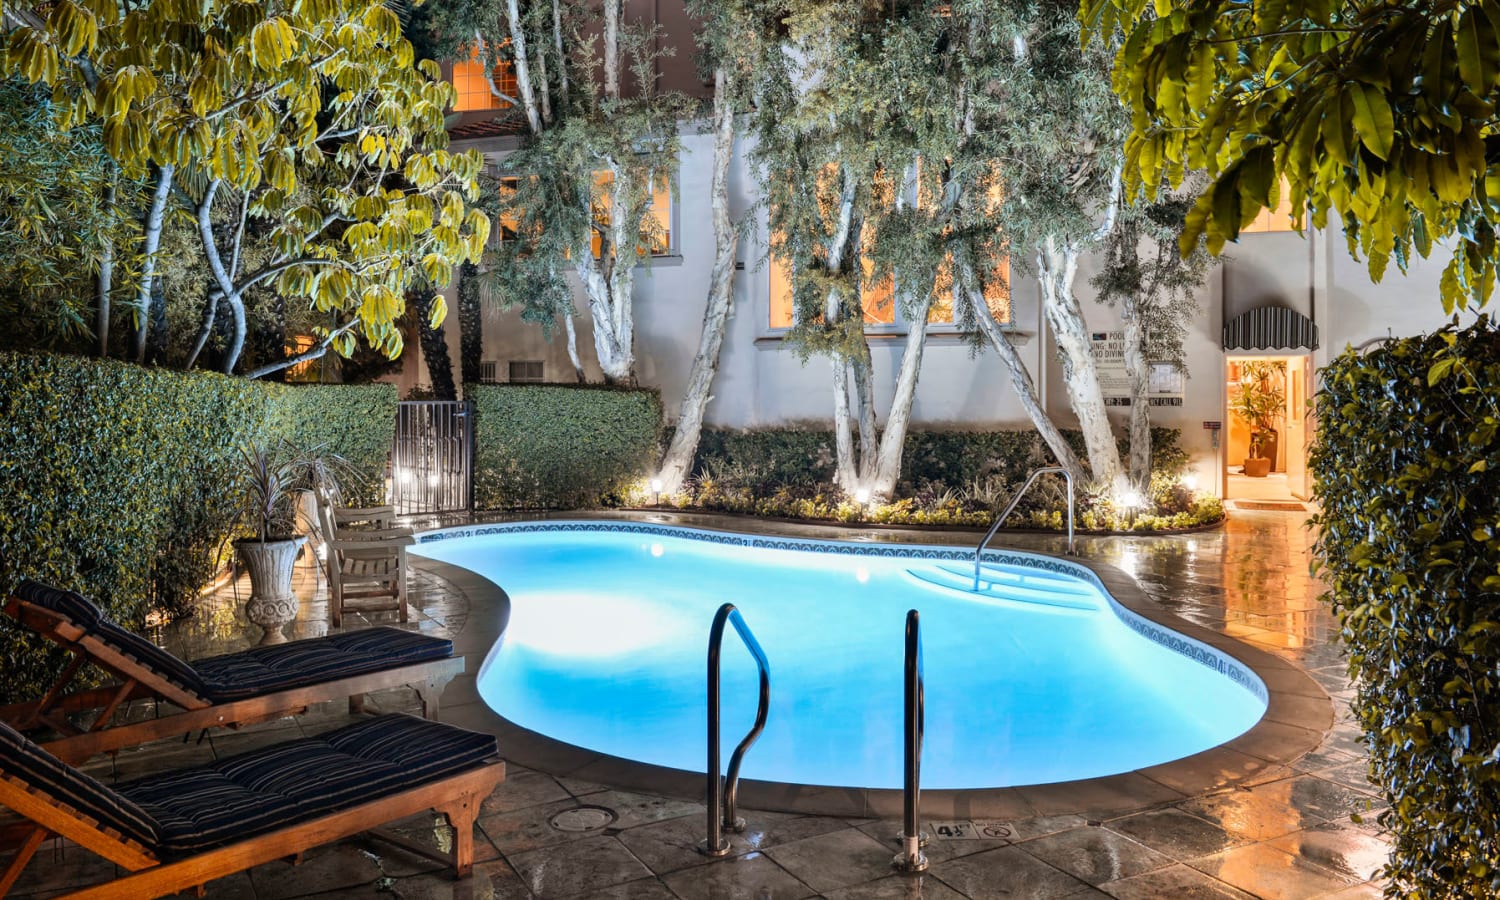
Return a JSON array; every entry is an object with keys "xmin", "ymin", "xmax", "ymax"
[{"xmin": 415, "ymin": 511, "xmax": 1333, "ymax": 820}]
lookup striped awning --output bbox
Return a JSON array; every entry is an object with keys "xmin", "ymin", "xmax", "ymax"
[{"xmin": 1222, "ymin": 306, "xmax": 1319, "ymax": 351}]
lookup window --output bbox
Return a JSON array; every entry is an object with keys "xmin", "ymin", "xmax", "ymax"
[
  {"xmin": 768, "ymin": 244, "xmax": 1009, "ymax": 330},
  {"xmin": 1240, "ymin": 178, "xmax": 1300, "ymax": 234},
  {"xmin": 509, "ymin": 360, "xmax": 544, "ymax": 383},
  {"xmin": 768, "ymin": 160, "xmax": 1009, "ymax": 331},
  {"xmin": 284, "ymin": 335, "xmax": 320, "ymax": 383},
  {"xmin": 480, "ymin": 360, "xmax": 500, "ymax": 383},
  {"xmin": 451, "ymin": 48, "xmax": 517, "ymax": 112},
  {"xmin": 494, "ymin": 171, "xmax": 674, "ymax": 258},
  {"xmin": 589, "ymin": 170, "xmax": 674, "ymax": 258}
]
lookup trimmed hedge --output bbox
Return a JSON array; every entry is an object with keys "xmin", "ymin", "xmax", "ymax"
[
  {"xmin": 1310, "ymin": 318, "xmax": 1500, "ymax": 895},
  {"xmin": 692, "ymin": 425, "xmax": 1179, "ymax": 491},
  {"xmin": 470, "ymin": 383, "xmax": 661, "ymax": 509},
  {"xmin": 0, "ymin": 352, "xmax": 395, "ymax": 703},
  {"xmin": 270, "ymin": 383, "xmax": 396, "ymax": 506}
]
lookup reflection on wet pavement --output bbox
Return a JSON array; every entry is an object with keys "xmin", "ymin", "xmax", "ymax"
[{"xmin": 9, "ymin": 509, "xmax": 1387, "ymax": 899}]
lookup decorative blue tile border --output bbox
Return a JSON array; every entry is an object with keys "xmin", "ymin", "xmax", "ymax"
[{"xmin": 417, "ymin": 519, "xmax": 1267, "ymax": 705}]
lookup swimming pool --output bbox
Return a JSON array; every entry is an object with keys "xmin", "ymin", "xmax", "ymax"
[{"xmin": 414, "ymin": 521, "xmax": 1267, "ymax": 791}]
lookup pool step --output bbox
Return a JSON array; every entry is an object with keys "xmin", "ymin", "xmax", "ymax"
[
  {"xmin": 938, "ymin": 562, "xmax": 1097, "ymax": 597},
  {"xmin": 903, "ymin": 564, "xmax": 1101, "ymax": 612}
]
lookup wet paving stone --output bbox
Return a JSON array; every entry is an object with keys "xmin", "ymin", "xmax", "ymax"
[{"xmin": 6, "ymin": 509, "xmax": 1394, "ymax": 899}]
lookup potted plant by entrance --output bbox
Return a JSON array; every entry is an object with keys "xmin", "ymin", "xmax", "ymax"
[
  {"xmin": 234, "ymin": 442, "xmax": 321, "ymax": 645},
  {"xmin": 1232, "ymin": 361, "xmax": 1286, "ymax": 478}
]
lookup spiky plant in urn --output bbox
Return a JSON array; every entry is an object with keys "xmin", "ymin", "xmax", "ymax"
[{"xmin": 234, "ymin": 441, "xmax": 324, "ymax": 644}]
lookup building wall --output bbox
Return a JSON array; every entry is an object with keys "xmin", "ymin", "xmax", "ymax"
[{"xmin": 412, "ymin": 120, "xmax": 1462, "ymax": 495}]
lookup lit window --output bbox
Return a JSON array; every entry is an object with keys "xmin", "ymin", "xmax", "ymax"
[
  {"xmin": 285, "ymin": 335, "xmax": 319, "ymax": 383},
  {"xmin": 1240, "ymin": 178, "xmax": 1299, "ymax": 233},
  {"xmin": 588, "ymin": 170, "xmax": 674, "ymax": 258},
  {"xmin": 768, "ymin": 244, "xmax": 1009, "ymax": 329},
  {"xmin": 452, "ymin": 48, "xmax": 517, "ymax": 112}
]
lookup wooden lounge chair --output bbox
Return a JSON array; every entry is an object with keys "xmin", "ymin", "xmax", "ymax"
[
  {"xmin": 312, "ymin": 490, "xmax": 414, "ymax": 627},
  {"xmin": 0, "ymin": 713, "xmax": 505, "ymax": 898},
  {"xmin": 0, "ymin": 581, "xmax": 463, "ymax": 764}
]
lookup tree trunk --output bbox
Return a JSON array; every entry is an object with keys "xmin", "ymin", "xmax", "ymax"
[
  {"xmin": 850, "ymin": 346, "xmax": 877, "ymax": 484},
  {"xmin": 870, "ymin": 293, "xmax": 934, "ymax": 502},
  {"xmin": 458, "ymin": 261, "xmax": 484, "ymax": 386},
  {"xmin": 95, "ymin": 173, "xmax": 115, "ymax": 358},
  {"xmin": 552, "ymin": 0, "xmax": 568, "ymax": 102},
  {"xmin": 185, "ymin": 292, "xmax": 222, "ymax": 370},
  {"xmin": 503, "ymin": 0, "xmax": 543, "ymax": 135},
  {"xmin": 658, "ymin": 72, "xmax": 739, "ymax": 495},
  {"xmin": 575, "ymin": 168, "xmax": 636, "ymax": 385},
  {"xmin": 133, "ymin": 163, "xmax": 175, "ymax": 363},
  {"xmin": 413, "ymin": 287, "xmax": 458, "ymax": 400},
  {"xmin": 562, "ymin": 307, "xmax": 585, "ymax": 382},
  {"xmin": 603, "ymin": 0, "xmax": 621, "ymax": 100},
  {"xmin": 832, "ymin": 360, "xmax": 857, "ymax": 490},
  {"xmin": 958, "ymin": 251, "xmax": 1087, "ymax": 485},
  {"xmin": 221, "ymin": 291, "xmax": 247, "ymax": 375},
  {"xmin": 1121, "ymin": 299, "xmax": 1152, "ymax": 486},
  {"xmin": 146, "ymin": 276, "xmax": 168, "ymax": 365},
  {"xmin": 1037, "ymin": 237, "xmax": 1124, "ymax": 492}
]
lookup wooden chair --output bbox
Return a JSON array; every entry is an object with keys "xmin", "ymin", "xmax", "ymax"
[
  {"xmin": 0, "ymin": 582, "xmax": 463, "ymax": 765},
  {"xmin": 313, "ymin": 491, "xmax": 414, "ymax": 627},
  {"xmin": 0, "ymin": 714, "xmax": 505, "ymax": 899}
]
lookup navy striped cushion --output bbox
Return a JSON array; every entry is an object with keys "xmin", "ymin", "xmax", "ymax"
[
  {"xmin": 12, "ymin": 580, "xmax": 210, "ymax": 699},
  {"xmin": 191, "ymin": 628, "xmax": 454, "ymax": 702},
  {"xmin": 0, "ymin": 720, "xmax": 161, "ymax": 850},
  {"xmin": 117, "ymin": 714, "xmax": 497, "ymax": 856},
  {"xmin": 14, "ymin": 579, "xmax": 103, "ymax": 629}
]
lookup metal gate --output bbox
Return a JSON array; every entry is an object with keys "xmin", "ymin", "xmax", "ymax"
[{"xmin": 392, "ymin": 400, "xmax": 473, "ymax": 515}]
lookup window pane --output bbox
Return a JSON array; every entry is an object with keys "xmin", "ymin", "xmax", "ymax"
[
  {"xmin": 1240, "ymin": 177, "xmax": 1298, "ymax": 233},
  {"xmin": 589, "ymin": 170, "xmax": 672, "ymax": 258},
  {"xmin": 770, "ymin": 253, "xmax": 794, "ymax": 329},
  {"xmin": 452, "ymin": 49, "xmax": 516, "ymax": 112}
]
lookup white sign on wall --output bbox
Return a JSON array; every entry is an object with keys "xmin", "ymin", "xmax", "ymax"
[{"xmin": 1090, "ymin": 331, "xmax": 1185, "ymax": 407}]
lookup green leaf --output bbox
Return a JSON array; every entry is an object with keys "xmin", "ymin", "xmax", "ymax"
[{"xmin": 1349, "ymin": 83, "xmax": 1394, "ymax": 161}]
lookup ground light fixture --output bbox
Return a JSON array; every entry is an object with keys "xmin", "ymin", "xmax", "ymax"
[
  {"xmin": 651, "ymin": 477, "xmax": 663, "ymax": 507},
  {"xmin": 854, "ymin": 487, "xmax": 872, "ymax": 506},
  {"xmin": 1118, "ymin": 488, "xmax": 1145, "ymax": 527}
]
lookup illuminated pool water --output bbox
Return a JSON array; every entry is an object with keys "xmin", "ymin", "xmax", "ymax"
[{"xmin": 414, "ymin": 522, "xmax": 1267, "ymax": 790}]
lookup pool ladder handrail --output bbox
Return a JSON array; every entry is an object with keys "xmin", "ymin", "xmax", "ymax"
[
  {"xmin": 700, "ymin": 602, "xmax": 771, "ymax": 858},
  {"xmin": 975, "ymin": 465, "xmax": 1075, "ymax": 589},
  {"xmin": 893, "ymin": 608, "xmax": 929, "ymax": 873}
]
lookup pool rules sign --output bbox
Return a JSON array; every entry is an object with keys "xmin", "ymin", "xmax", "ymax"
[{"xmin": 1090, "ymin": 332, "xmax": 1185, "ymax": 407}]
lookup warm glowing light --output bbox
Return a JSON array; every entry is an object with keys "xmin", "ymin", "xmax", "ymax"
[
  {"xmin": 428, "ymin": 474, "xmax": 440, "ymax": 488},
  {"xmin": 1181, "ymin": 473, "xmax": 1199, "ymax": 491},
  {"xmin": 398, "ymin": 469, "xmax": 414, "ymax": 486},
  {"xmin": 1119, "ymin": 489, "xmax": 1145, "ymax": 509},
  {"xmin": 650, "ymin": 543, "xmax": 665, "ymax": 558},
  {"xmin": 650, "ymin": 478, "xmax": 663, "ymax": 493},
  {"xmin": 854, "ymin": 487, "xmax": 871, "ymax": 505}
]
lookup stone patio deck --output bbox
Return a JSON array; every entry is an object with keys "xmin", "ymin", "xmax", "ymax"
[{"xmin": 6, "ymin": 509, "xmax": 1388, "ymax": 899}]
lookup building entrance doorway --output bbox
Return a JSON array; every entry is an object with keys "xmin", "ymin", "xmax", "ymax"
[{"xmin": 1224, "ymin": 355, "xmax": 1312, "ymax": 502}]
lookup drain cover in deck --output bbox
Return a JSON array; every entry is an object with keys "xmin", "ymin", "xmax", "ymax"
[
  {"xmin": 1234, "ymin": 500, "xmax": 1307, "ymax": 511},
  {"xmin": 549, "ymin": 806, "xmax": 617, "ymax": 832}
]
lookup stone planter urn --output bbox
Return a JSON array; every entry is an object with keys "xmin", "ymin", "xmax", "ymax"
[{"xmin": 235, "ymin": 536, "xmax": 307, "ymax": 645}]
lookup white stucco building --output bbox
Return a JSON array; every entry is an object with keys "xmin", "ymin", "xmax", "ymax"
[{"xmin": 401, "ymin": 6, "xmax": 1471, "ymax": 504}]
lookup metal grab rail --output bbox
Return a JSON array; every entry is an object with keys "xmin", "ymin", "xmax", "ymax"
[
  {"xmin": 700, "ymin": 603, "xmax": 771, "ymax": 858},
  {"xmin": 975, "ymin": 466, "xmax": 1075, "ymax": 588},
  {"xmin": 893, "ymin": 609, "xmax": 929, "ymax": 873}
]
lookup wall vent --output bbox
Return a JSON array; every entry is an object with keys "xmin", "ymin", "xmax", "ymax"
[
  {"xmin": 509, "ymin": 360, "xmax": 544, "ymax": 383},
  {"xmin": 480, "ymin": 360, "xmax": 499, "ymax": 383}
]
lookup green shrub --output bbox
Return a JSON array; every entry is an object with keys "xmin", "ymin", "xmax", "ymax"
[
  {"xmin": 1310, "ymin": 317, "xmax": 1500, "ymax": 896},
  {"xmin": 469, "ymin": 384, "xmax": 661, "ymax": 509},
  {"xmin": 674, "ymin": 425, "xmax": 1217, "ymax": 532},
  {"xmin": 268, "ymin": 384, "xmax": 397, "ymax": 506},
  {"xmin": 0, "ymin": 353, "xmax": 396, "ymax": 704}
]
